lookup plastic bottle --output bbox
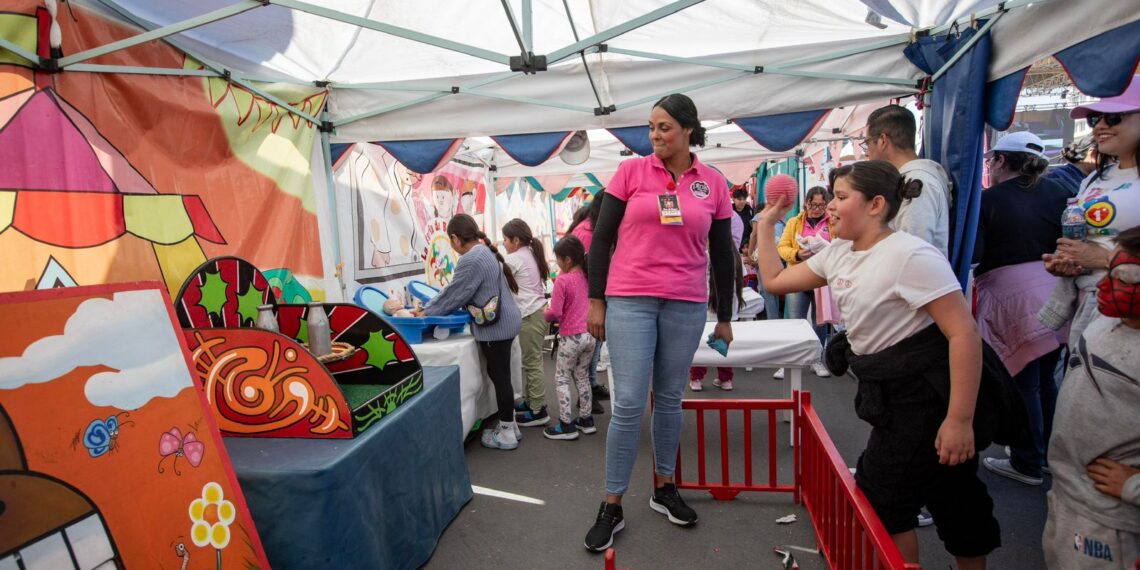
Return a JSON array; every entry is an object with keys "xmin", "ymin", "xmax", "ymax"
[
  {"xmin": 255, "ymin": 304, "xmax": 279, "ymax": 332},
  {"xmin": 306, "ymin": 302, "xmax": 332, "ymax": 356},
  {"xmin": 1061, "ymin": 198, "xmax": 1087, "ymax": 241}
]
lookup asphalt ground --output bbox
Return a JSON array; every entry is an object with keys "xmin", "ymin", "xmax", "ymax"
[{"xmin": 423, "ymin": 358, "xmax": 1048, "ymax": 570}]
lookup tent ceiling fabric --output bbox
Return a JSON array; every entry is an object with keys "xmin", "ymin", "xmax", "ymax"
[{"xmin": 74, "ymin": 0, "xmax": 1140, "ymax": 142}]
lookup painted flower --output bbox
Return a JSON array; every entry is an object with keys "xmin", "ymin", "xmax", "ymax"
[{"xmin": 188, "ymin": 482, "xmax": 236, "ymax": 549}]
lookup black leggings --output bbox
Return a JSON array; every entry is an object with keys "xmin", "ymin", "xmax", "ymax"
[{"xmin": 478, "ymin": 338, "xmax": 516, "ymax": 423}]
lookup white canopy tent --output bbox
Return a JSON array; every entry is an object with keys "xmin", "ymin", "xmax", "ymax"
[{"xmin": 28, "ymin": 0, "xmax": 1139, "ymax": 297}]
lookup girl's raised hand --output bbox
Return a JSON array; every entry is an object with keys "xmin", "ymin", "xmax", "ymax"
[{"xmin": 756, "ymin": 196, "xmax": 792, "ymax": 227}]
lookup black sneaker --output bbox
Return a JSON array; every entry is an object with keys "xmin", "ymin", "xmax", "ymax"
[
  {"xmin": 516, "ymin": 405, "xmax": 550, "ymax": 427},
  {"xmin": 543, "ymin": 421, "xmax": 580, "ymax": 440},
  {"xmin": 584, "ymin": 502, "xmax": 624, "ymax": 552},
  {"xmin": 592, "ymin": 384, "xmax": 611, "ymax": 401},
  {"xmin": 575, "ymin": 415, "xmax": 597, "ymax": 434},
  {"xmin": 649, "ymin": 484, "xmax": 698, "ymax": 526},
  {"xmin": 591, "ymin": 399, "xmax": 605, "ymax": 415}
]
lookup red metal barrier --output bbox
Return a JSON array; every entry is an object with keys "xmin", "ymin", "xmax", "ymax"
[
  {"xmin": 620, "ymin": 392, "xmax": 918, "ymax": 570},
  {"xmin": 673, "ymin": 397, "xmax": 799, "ymax": 500},
  {"xmin": 798, "ymin": 392, "xmax": 921, "ymax": 570}
]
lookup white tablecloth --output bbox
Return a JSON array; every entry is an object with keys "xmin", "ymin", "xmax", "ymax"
[
  {"xmin": 409, "ymin": 333, "xmax": 523, "ymax": 440},
  {"xmin": 607, "ymin": 319, "xmax": 821, "ymax": 445}
]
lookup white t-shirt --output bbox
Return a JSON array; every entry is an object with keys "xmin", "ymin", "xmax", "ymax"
[
  {"xmin": 893, "ymin": 159, "xmax": 951, "ymax": 258},
  {"xmin": 805, "ymin": 231, "xmax": 960, "ymax": 355},
  {"xmin": 1075, "ymin": 164, "xmax": 1139, "ymax": 250},
  {"xmin": 505, "ymin": 246, "xmax": 547, "ymax": 316}
]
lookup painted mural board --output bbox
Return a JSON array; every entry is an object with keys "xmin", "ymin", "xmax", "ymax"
[{"xmin": 0, "ymin": 282, "xmax": 270, "ymax": 569}]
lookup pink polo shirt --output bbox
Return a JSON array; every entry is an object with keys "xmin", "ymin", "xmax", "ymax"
[{"xmin": 605, "ymin": 154, "xmax": 732, "ymax": 303}]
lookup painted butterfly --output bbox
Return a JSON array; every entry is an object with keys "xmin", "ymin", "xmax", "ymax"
[
  {"xmin": 79, "ymin": 413, "xmax": 132, "ymax": 457},
  {"xmin": 158, "ymin": 426, "xmax": 205, "ymax": 476}
]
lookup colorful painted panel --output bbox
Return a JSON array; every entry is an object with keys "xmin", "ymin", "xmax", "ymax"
[
  {"xmin": 276, "ymin": 303, "xmax": 422, "ymax": 385},
  {"xmin": 1, "ymin": 3, "xmax": 327, "ymax": 298},
  {"xmin": 174, "ymin": 256, "xmax": 277, "ymax": 328},
  {"xmin": 183, "ymin": 328, "xmax": 354, "ymax": 439},
  {"xmin": 0, "ymin": 282, "xmax": 269, "ymax": 569}
]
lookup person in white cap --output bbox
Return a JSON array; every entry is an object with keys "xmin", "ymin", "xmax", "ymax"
[
  {"xmin": 974, "ymin": 130, "xmax": 1071, "ymax": 487},
  {"xmin": 1040, "ymin": 74, "xmax": 1140, "ymax": 347}
]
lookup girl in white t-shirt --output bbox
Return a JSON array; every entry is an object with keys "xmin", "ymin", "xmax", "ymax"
[{"xmin": 754, "ymin": 160, "xmax": 998, "ymax": 570}]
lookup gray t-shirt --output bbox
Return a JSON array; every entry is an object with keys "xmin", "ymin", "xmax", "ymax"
[{"xmin": 893, "ymin": 159, "xmax": 951, "ymax": 258}]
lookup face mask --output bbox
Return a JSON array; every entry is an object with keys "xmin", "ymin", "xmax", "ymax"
[{"xmin": 1096, "ymin": 250, "xmax": 1140, "ymax": 319}]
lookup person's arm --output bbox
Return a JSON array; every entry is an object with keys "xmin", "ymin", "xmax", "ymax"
[
  {"xmin": 544, "ymin": 277, "xmax": 565, "ymax": 322},
  {"xmin": 587, "ymin": 195, "xmax": 627, "ymax": 341},
  {"xmin": 776, "ymin": 217, "xmax": 800, "ymax": 263},
  {"xmin": 708, "ymin": 217, "xmax": 736, "ymax": 346},
  {"xmin": 754, "ymin": 199, "xmax": 827, "ymax": 295},
  {"xmin": 924, "ymin": 290, "xmax": 981, "ymax": 466},
  {"xmin": 420, "ymin": 255, "xmax": 479, "ymax": 316},
  {"xmin": 1056, "ymin": 238, "xmax": 1113, "ymax": 270}
]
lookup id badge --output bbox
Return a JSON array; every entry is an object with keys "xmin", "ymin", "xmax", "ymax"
[{"xmin": 658, "ymin": 194, "xmax": 683, "ymax": 225}]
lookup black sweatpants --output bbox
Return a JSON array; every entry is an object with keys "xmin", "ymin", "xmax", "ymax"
[
  {"xmin": 478, "ymin": 338, "xmax": 515, "ymax": 423},
  {"xmin": 854, "ymin": 369, "xmax": 1001, "ymax": 558}
]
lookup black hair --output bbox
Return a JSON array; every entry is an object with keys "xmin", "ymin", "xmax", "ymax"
[
  {"xmin": 501, "ymin": 218, "xmax": 550, "ymax": 284},
  {"xmin": 732, "ymin": 187, "xmax": 749, "ymax": 200},
  {"xmin": 447, "ymin": 214, "xmax": 519, "ymax": 293},
  {"xmin": 831, "ymin": 160, "xmax": 922, "ymax": 222},
  {"xmin": 708, "ymin": 252, "xmax": 745, "ymax": 312},
  {"xmin": 1116, "ymin": 226, "xmax": 1140, "ymax": 256},
  {"xmin": 991, "ymin": 150, "xmax": 1049, "ymax": 188},
  {"xmin": 653, "ymin": 93, "xmax": 707, "ymax": 147},
  {"xmin": 1062, "ymin": 135, "xmax": 1094, "ymax": 164},
  {"xmin": 553, "ymin": 235, "xmax": 588, "ymax": 279},
  {"xmin": 565, "ymin": 192, "xmax": 605, "ymax": 237},
  {"xmin": 866, "ymin": 104, "xmax": 917, "ymax": 151}
]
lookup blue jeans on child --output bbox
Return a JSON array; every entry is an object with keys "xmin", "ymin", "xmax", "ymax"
[
  {"xmin": 784, "ymin": 290, "xmax": 828, "ymax": 345},
  {"xmin": 604, "ymin": 296, "xmax": 706, "ymax": 496}
]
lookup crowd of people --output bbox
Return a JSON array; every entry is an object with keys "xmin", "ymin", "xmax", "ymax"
[{"xmin": 414, "ymin": 76, "xmax": 1140, "ymax": 567}]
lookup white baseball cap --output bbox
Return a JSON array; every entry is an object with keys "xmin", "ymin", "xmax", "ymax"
[{"xmin": 986, "ymin": 131, "xmax": 1046, "ymax": 159}]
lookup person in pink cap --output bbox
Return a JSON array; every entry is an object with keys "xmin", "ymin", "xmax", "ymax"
[{"xmin": 1041, "ymin": 74, "xmax": 1140, "ymax": 347}]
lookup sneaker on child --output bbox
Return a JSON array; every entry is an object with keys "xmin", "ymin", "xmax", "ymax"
[
  {"xmin": 516, "ymin": 405, "xmax": 550, "ymax": 427},
  {"xmin": 772, "ymin": 368, "xmax": 785, "ymax": 380},
  {"xmin": 649, "ymin": 483, "xmax": 698, "ymax": 526},
  {"xmin": 712, "ymin": 378, "xmax": 733, "ymax": 391},
  {"xmin": 480, "ymin": 422, "xmax": 519, "ymax": 450},
  {"xmin": 543, "ymin": 421, "xmax": 580, "ymax": 440},
  {"xmin": 689, "ymin": 379, "xmax": 703, "ymax": 391},
  {"xmin": 584, "ymin": 502, "xmax": 624, "ymax": 552},
  {"xmin": 592, "ymin": 384, "xmax": 611, "ymax": 401},
  {"xmin": 591, "ymin": 399, "xmax": 605, "ymax": 415},
  {"xmin": 982, "ymin": 457, "xmax": 1043, "ymax": 485},
  {"xmin": 575, "ymin": 415, "xmax": 597, "ymax": 434},
  {"xmin": 811, "ymin": 362, "xmax": 832, "ymax": 378}
]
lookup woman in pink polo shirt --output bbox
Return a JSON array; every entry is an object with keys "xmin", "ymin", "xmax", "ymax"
[{"xmin": 582, "ymin": 93, "xmax": 736, "ymax": 552}]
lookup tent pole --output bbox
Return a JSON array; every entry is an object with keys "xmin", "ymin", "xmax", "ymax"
[
  {"xmin": 485, "ymin": 152, "xmax": 500, "ymax": 243},
  {"xmin": 548, "ymin": 193, "xmax": 557, "ymax": 249},
  {"xmin": 319, "ymin": 107, "xmax": 347, "ymax": 301},
  {"xmin": 547, "ymin": 0, "xmax": 705, "ymax": 64}
]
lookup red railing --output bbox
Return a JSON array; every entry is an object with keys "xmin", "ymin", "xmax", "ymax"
[
  {"xmin": 673, "ymin": 397, "xmax": 799, "ymax": 501},
  {"xmin": 617, "ymin": 391, "xmax": 919, "ymax": 570},
  {"xmin": 798, "ymin": 392, "xmax": 921, "ymax": 570}
]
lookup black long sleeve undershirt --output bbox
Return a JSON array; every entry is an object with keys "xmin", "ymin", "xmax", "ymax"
[{"xmin": 588, "ymin": 196, "xmax": 736, "ymax": 323}]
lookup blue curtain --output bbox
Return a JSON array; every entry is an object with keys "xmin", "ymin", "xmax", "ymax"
[{"xmin": 905, "ymin": 24, "xmax": 991, "ymax": 289}]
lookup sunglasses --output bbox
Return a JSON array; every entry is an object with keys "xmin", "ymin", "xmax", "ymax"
[{"xmin": 1086, "ymin": 110, "xmax": 1140, "ymax": 128}]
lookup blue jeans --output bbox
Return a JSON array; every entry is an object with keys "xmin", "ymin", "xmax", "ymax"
[
  {"xmin": 785, "ymin": 290, "xmax": 828, "ymax": 345},
  {"xmin": 604, "ymin": 296, "xmax": 706, "ymax": 496},
  {"xmin": 588, "ymin": 339, "xmax": 602, "ymax": 387},
  {"xmin": 1010, "ymin": 347, "xmax": 1063, "ymax": 478}
]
